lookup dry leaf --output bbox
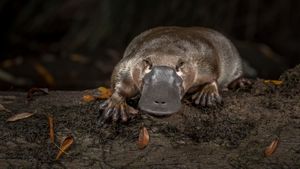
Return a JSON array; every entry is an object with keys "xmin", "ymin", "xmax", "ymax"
[
  {"xmin": 264, "ymin": 139, "xmax": 279, "ymax": 157},
  {"xmin": 137, "ymin": 126, "xmax": 149, "ymax": 149},
  {"xmin": 1, "ymin": 57, "xmax": 23, "ymax": 68},
  {"xmin": 48, "ymin": 116, "xmax": 55, "ymax": 144},
  {"xmin": 82, "ymin": 95, "xmax": 96, "ymax": 102},
  {"xmin": 34, "ymin": 62, "xmax": 55, "ymax": 86},
  {"xmin": 27, "ymin": 87, "xmax": 49, "ymax": 99},
  {"xmin": 56, "ymin": 135, "xmax": 74, "ymax": 160},
  {"xmin": 0, "ymin": 104, "xmax": 10, "ymax": 112},
  {"xmin": 70, "ymin": 54, "xmax": 89, "ymax": 64},
  {"xmin": 1, "ymin": 59, "xmax": 14, "ymax": 68},
  {"xmin": 263, "ymin": 80, "xmax": 283, "ymax": 85},
  {"xmin": 98, "ymin": 87, "xmax": 112, "ymax": 99},
  {"xmin": 7, "ymin": 112, "xmax": 34, "ymax": 122}
]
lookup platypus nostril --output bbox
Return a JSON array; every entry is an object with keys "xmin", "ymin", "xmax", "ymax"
[{"xmin": 154, "ymin": 100, "xmax": 166, "ymax": 105}]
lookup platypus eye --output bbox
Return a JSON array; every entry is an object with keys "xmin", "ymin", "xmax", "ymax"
[
  {"xmin": 143, "ymin": 59, "xmax": 152, "ymax": 70},
  {"xmin": 176, "ymin": 60, "xmax": 185, "ymax": 72}
]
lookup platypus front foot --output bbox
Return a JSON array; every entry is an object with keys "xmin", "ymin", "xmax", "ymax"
[
  {"xmin": 228, "ymin": 78, "xmax": 252, "ymax": 89},
  {"xmin": 192, "ymin": 81, "xmax": 222, "ymax": 106},
  {"xmin": 98, "ymin": 94, "xmax": 138, "ymax": 125}
]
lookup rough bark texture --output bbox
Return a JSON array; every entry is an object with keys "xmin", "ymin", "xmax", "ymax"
[{"xmin": 0, "ymin": 65, "xmax": 300, "ymax": 169}]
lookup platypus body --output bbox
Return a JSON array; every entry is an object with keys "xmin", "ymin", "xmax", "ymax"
[{"xmin": 99, "ymin": 27, "xmax": 244, "ymax": 122}]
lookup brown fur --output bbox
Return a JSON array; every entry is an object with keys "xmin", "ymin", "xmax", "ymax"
[
  {"xmin": 99, "ymin": 26, "xmax": 243, "ymax": 122},
  {"xmin": 111, "ymin": 26, "xmax": 242, "ymax": 96}
]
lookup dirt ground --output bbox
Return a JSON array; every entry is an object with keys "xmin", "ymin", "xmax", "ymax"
[{"xmin": 0, "ymin": 65, "xmax": 299, "ymax": 169}]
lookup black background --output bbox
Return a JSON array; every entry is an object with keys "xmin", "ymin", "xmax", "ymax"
[{"xmin": 0, "ymin": 0, "xmax": 299, "ymax": 90}]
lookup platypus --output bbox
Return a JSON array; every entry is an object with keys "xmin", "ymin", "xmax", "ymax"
[{"xmin": 99, "ymin": 26, "xmax": 247, "ymax": 122}]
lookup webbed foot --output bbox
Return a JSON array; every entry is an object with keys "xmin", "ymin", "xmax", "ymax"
[
  {"xmin": 98, "ymin": 94, "xmax": 138, "ymax": 125},
  {"xmin": 192, "ymin": 82, "xmax": 222, "ymax": 106},
  {"xmin": 228, "ymin": 78, "xmax": 252, "ymax": 89}
]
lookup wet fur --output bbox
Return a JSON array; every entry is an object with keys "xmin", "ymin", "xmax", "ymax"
[
  {"xmin": 98, "ymin": 26, "xmax": 243, "ymax": 123},
  {"xmin": 111, "ymin": 27, "xmax": 242, "ymax": 96}
]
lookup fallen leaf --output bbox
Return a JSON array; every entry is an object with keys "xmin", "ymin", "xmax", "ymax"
[
  {"xmin": 1, "ymin": 57, "xmax": 23, "ymax": 68},
  {"xmin": 7, "ymin": 112, "xmax": 34, "ymax": 122},
  {"xmin": 0, "ymin": 104, "xmax": 10, "ymax": 112},
  {"xmin": 56, "ymin": 135, "xmax": 74, "ymax": 160},
  {"xmin": 264, "ymin": 138, "xmax": 279, "ymax": 157},
  {"xmin": 34, "ymin": 62, "xmax": 55, "ymax": 86},
  {"xmin": 27, "ymin": 87, "xmax": 49, "ymax": 99},
  {"xmin": 98, "ymin": 87, "xmax": 112, "ymax": 99},
  {"xmin": 48, "ymin": 116, "xmax": 55, "ymax": 144},
  {"xmin": 82, "ymin": 95, "xmax": 96, "ymax": 102},
  {"xmin": 263, "ymin": 80, "xmax": 283, "ymax": 85},
  {"xmin": 1, "ymin": 59, "xmax": 14, "ymax": 68},
  {"xmin": 70, "ymin": 54, "xmax": 89, "ymax": 64},
  {"xmin": 137, "ymin": 126, "xmax": 149, "ymax": 149}
]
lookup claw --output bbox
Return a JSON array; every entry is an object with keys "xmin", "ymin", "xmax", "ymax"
[
  {"xmin": 98, "ymin": 96, "xmax": 138, "ymax": 124},
  {"xmin": 99, "ymin": 100, "xmax": 109, "ymax": 109},
  {"xmin": 207, "ymin": 94, "xmax": 213, "ymax": 106},
  {"xmin": 127, "ymin": 106, "xmax": 139, "ymax": 115},
  {"xmin": 103, "ymin": 107, "xmax": 113, "ymax": 120},
  {"xmin": 200, "ymin": 92, "xmax": 207, "ymax": 106},
  {"xmin": 112, "ymin": 107, "xmax": 119, "ymax": 122},
  {"xmin": 120, "ymin": 104, "xmax": 128, "ymax": 122},
  {"xmin": 195, "ymin": 91, "xmax": 202, "ymax": 105},
  {"xmin": 211, "ymin": 93, "xmax": 217, "ymax": 104},
  {"xmin": 192, "ymin": 92, "xmax": 199, "ymax": 100},
  {"xmin": 215, "ymin": 93, "xmax": 222, "ymax": 104},
  {"xmin": 229, "ymin": 78, "xmax": 252, "ymax": 89},
  {"xmin": 192, "ymin": 81, "xmax": 222, "ymax": 107}
]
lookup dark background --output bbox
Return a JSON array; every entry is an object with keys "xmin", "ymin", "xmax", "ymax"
[{"xmin": 0, "ymin": 0, "xmax": 299, "ymax": 90}]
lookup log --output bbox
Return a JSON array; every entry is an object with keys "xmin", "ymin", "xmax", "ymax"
[{"xmin": 0, "ymin": 65, "xmax": 300, "ymax": 169}]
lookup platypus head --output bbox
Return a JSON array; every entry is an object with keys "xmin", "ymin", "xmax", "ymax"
[
  {"xmin": 136, "ymin": 57, "xmax": 195, "ymax": 116},
  {"xmin": 138, "ymin": 65, "xmax": 183, "ymax": 116}
]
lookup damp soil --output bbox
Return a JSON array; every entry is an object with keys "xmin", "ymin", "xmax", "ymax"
[{"xmin": 0, "ymin": 65, "xmax": 300, "ymax": 169}]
